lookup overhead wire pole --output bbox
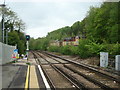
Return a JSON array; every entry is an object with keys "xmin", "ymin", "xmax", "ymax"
[
  {"xmin": 6, "ymin": 28, "xmax": 8, "ymax": 44},
  {"xmin": 4, "ymin": 0, "xmax": 8, "ymax": 44},
  {"xmin": 0, "ymin": 0, "xmax": 6, "ymax": 43},
  {"xmin": 4, "ymin": 0, "xmax": 7, "ymax": 44},
  {"xmin": 2, "ymin": 6, "xmax": 4, "ymax": 43},
  {"xmin": 0, "ymin": 12, "xmax": 2, "ymax": 42}
]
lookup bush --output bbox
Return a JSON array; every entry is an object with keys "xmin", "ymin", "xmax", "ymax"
[
  {"xmin": 60, "ymin": 46, "xmax": 72, "ymax": 55},
  {"xmin": 78, "ymin": 39, "xmax": 91, "ymax": 58},
  {"xmin": 47, "ymin": 46, "xmax": 60, "ymax": 52},
  {"xmin": 69, "ymin": 46, "xmax": 79, "ymax": 55},
  {"xmin": 48, "ymin": 40, "xmax": 120, "ymax": 59},
  {"xmin": 112, "ymin": 43, "xmax": 120, "ymax": 55},
  {"xmin": 87, "ymin": 42, "xmax": 106, "ymax": 56},
  {"xmin": 104, "ymin": 43, "xmax": 120, "ymax": 55},
  {"xmin": 60, "ymin": 45, "xmax": 79, "ymax": 55}
]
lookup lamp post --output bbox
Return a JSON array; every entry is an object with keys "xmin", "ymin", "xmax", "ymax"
[
  {"xmin": 0, "ymin": 3, "xmax": 6, "ymax": 43},
  {"xmin": 6, "ymin": 27, "xmax": 8, "ymax": 44}
]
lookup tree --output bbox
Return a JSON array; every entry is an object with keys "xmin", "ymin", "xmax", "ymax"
[
  {"xmin": 85, "ymin": 2, "xmax": 119, "ymax": 44},
  {"xmin": 29, "ymin": 2, "xmax": 120, "ymax": 55},
  {"xmin": 0, "ymin": 7, "xmax": 26, "ymax": 32},
  {"xmin": 71, "ymin": 21, "xmax": 81, "ymax": 35},
  {"xmin": 0, "ymin": 6, "xmax": 26, "ymax": 54},
  {"xmin": 8, "ymin": 30, "xmax": 26, "ymax": 54}
]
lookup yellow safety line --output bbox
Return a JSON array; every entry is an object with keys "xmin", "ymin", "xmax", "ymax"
[{"xmin": 25, "ymin": 65, "xmax": 30, "ymax": 90}]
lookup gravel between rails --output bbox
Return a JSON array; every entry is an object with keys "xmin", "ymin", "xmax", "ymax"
[
  {"xmin": 41, "ymin": 64, "xmax": 77, "ymax": 89},
  {"xmin": 64, "ymin": 64, "xmax": 120, "ymax": 89}
]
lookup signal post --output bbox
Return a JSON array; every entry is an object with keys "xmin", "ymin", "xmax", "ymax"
[{"xmin": 26, "ymin": 35, "xmax": 30, "ymax": 60}]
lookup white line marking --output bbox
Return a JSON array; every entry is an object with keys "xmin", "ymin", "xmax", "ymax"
[{"xmin": 38, "ymin": 65, "xmax": 51, "ymax": 90}]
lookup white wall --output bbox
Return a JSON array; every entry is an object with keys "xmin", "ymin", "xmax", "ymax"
[
  {"xmin": 0, "ymin": 65, "xmax": 2, "ymax": 90},
  {"xmin": 0, "ymin": 42, "xmax": 16, "ymax": 65}
]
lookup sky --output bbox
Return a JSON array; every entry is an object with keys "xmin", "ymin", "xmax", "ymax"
[{"xmin": 1, "ymin": 0, "xmax": 117, "ymax": 39}]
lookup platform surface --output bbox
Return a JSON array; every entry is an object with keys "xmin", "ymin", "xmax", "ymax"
[{"xmin": 30, "ymin": 65, "xmax": 40, "ymax": 88}]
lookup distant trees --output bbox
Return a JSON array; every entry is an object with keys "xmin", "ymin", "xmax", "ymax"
[
  {"xmin": 0, "ymin": 7, "xmax": 26, "ymax": 32},
  {"xmin": 85, "ymin": 2, "xmax": 120, "ymax": 43},
  {"xmin": 8, "ymin": 30, "xmax": 26, "ymax": 54},
  {"xmin": 29, "ymin": 37, "xmax": 49, "ymax": 51},
  {"xmin": 29, "ymin": 2, "xmax": 120, "ymax": 58},
  {"xmin": 0, "ymin": 6, "xmax": 26, "ymax": 54}
]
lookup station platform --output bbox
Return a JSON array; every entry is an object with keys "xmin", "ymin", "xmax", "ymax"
[
  {"xmin": 29, "ymin": 65, "xmax": 39, "ymax": 88},
  {"xmin": 1, "ymin": 58, "xmax": 49, "ymax": 90},
  {"xmin": 1, "ymin": 59, "xmax": 28, "ymax": 89}
]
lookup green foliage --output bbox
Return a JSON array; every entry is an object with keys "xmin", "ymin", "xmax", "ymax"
[
  {"xmin": 48, "ymin": 46, "xmax": 79, "ymax": 56},
  {"xmin": 60, "ymin": 46, "xmax": 72, "ymax": 55},
  {"xmin": 0, "ymin": 6, "xmax": 26, "ymax": 32},
  {"xmin": 104, "ymin": 43, "xmax": 120, "ymax": 55},
  {"xmin": 48, "ymin": 46, "xmax": 60, "ymax": 52},
  {"xmin": 85, "ymin": 2, "xmax": 120, "ymax": 43},
  {"xmin": 8, "ymin": 31, "xmax": 26, "ymax": 54},
  {"xmin": 87, "ymin": 42, "xmax": 106, "ymax": 56},
  {"xmin": 29, "ymin": 37, "xmax": 49, "ymax": 51},
  {"xmin": 111, "ymin": 43, "xmax": 120, "ymax": 55},
  {"xmin": 29, "ymin": 2, "xmax": 120, "ymax": 58},
  {"xmin": 77, "ymin": 39, "xmax": 91, "ymax": 58},
  {"xmin": 69, "ymin": 46, "xmax": 79, "ymax": 55},
  {"xmin": 0, "ymin": 6, "xmax": 26, "ymax": 54},
  {"xmin": 26, "ymin": 62, "xmax": 31, "ymax": 65},
  {"xmin": 47, "ymin": 39, "xmax": 120, "ymax": 59}
]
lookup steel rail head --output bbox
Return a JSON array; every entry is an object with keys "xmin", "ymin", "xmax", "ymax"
[{"xmin": 43, "ymin": 51, "xmax": 120, "ymax": 83}]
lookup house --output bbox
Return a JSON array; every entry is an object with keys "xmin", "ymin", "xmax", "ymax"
[
  {"xmin": 50, "ymin": 40, "xmax": 62, "ymax": 47},
  {"xmin": 49, "ymin": 36, "xmax": 81, "ymax": 47}
]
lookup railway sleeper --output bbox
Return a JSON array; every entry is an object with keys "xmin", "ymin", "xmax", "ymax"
[
  {"xmin": 44, "ymin": 51, "xmax": 120, "ymax": 83},
  {"xmin": 53, "ymin": 65, "xmax": 92, "ymax": 90},
  {"xmin": 64, "ymin": 64, "xmax": 113, "ymax": 90}
]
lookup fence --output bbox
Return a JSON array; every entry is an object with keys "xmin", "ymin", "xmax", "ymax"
[{"xmin": 0, "ymin": 42, "xmax": 16, "ymax": 65}]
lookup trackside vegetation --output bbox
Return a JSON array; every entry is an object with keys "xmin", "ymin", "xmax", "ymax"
[
  {"xmin": 29, "ymin": 2, "xmax": 120, "ymax": 58},
  {"xmin": 0, "ymin": 6, "xmax": 26, "ymax": 54},
  {"xmin": 47, "ymin": 40, "xmax": 120, "ymax": 58}
]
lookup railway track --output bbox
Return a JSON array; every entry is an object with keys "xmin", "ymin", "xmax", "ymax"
[
  {"xmin": 32, "ymin": 51, "xmax": 80, "ymax": 89},
  {"xmin": 31, "ymin": 51, "xmax": 120, "ymax": 90},
  {"xmin": 43, "ymin": 51, "xmax": 120, "ymax": 81}
]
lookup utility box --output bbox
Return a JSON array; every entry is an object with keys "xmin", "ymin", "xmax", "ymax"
[
  {"xmin": 115, "ymin": 55, "xmax": 120, "ymax": 71},
  {"xmin": 100, "ymin": 52, "xmax": 108, "ymax": 67}
]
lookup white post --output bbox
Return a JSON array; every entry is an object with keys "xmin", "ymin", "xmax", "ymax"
[
  {"xmin": 0, "ymin": 65, "xmax": 2, "ymax": 90},
  {"xmin": 26, "ymin": 41, "xmax": 29, "ymax": 60},
  {"xmin": 26, "ymin": 41, "xmax": 29, "ymax": 51},
  {"xmin": 100, "ymin": 52, "xmax": 108, "ymax": 67},
  {"xmin": 15, "ymin": 44, "xmax": 17, "ymax": 49},
  {"xmin": 115, "ymin": 55, "xmax": 120, "ymax": 71}
]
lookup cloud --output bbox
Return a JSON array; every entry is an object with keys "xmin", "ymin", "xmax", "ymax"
[
  {"xmin": 2, "ymin": 0, "xmax": 98, "ymax": 3},
  {"xmin": 4, "ymin": 0, "xmax": 120, "ymax": 3},
  {"xmin": 27, "ymin": 17, "xmax": 71, "ymax": 39},
  {"xmin": 27, "ymin": 27, "xmax": 47, "ymax": 39},
  {"xmin": 23, "ymin": 2, "xmax": 101, "ymax": 38},
  {"xmin": 5, "ymin": 1, "xmax": 102, "ymax": 38}
]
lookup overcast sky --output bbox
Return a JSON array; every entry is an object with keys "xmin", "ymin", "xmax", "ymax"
[{"xmin": 0, "ymin": 0, "xmax": 105, "ymax": 38}]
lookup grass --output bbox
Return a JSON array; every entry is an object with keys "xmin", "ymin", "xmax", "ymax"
[{"xmin": 26, "ymin": 62, "xmax": 31, "ymax": 65}]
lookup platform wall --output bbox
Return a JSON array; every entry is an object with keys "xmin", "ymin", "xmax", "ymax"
[{"xmin": 0, "ymin": 42, "xmax": 16, "ymax": 65}]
